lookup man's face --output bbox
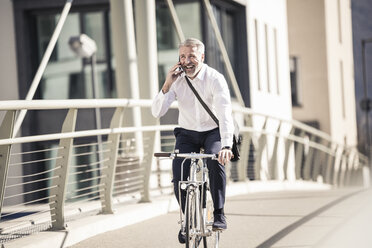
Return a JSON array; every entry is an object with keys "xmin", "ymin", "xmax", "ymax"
[{"xmin": 179, "ymin": 45, "xmax": 204, "ymax": 79}]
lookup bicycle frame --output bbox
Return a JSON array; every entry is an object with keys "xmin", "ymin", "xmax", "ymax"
[
  {"xmin": 179, "ymin": 156, "xmax": 208, "ymax": 238},
  {"xmin": 154, "ymin": 152, "xmax": 219, "ymax": 248}
]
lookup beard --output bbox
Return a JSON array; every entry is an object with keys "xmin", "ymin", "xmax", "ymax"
[{"xmin": 182, "ymin": 63, "xmax": 203, "ymax": 79}]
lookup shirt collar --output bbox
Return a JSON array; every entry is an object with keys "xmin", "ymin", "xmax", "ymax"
[{"xmin": 195, "ymin": 63, "xmax": 207, "ymax": 81}]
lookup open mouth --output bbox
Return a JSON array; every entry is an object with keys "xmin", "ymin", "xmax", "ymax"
[{"xmin": 184, "ymin": 65, "xmax": 195, "ymax": 71}]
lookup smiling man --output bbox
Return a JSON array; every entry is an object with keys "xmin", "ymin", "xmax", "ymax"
[{"xmin": 152, "ymin": 38, "xmax": 234, "ymax": 244}]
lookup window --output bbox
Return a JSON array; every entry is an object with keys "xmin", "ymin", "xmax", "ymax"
[
  {"xmin": 155, "ymin": 0, "xmax": 249, "ymax": 105},
  {"xmin": 255, "ymin": 19, "xmax": 261, "ymax": 91},
  {"xmin": 340, "ymin": 60, "xmax": 346, "ymax": 118},
  {"xmin": 265, "ymin": 23, "xmax": 270, "ymax": 93},
  {"xmin": 156, "ymin": 5, "xmax": 176, "ymax": 51},
  {"xmin": 337, "ymin": 0, "xmax": 342, "ymax": 44},
  {"xmin": 34, "ymin": 10, "xmax": 116, "ymax": 100},
  {"xmin": 155, "ymin": 1, "xmax": 202, "ymax": 91},
  {"xmin": 290, "ymin": 56, "xmax": 302, "ymax": 107},
  {"xmin": 205, "ymin": 0, "xmax": 248, "ymax": 102},
  {"xmin": 274, "ymin": 28, "xmax": 279, "ymax": 95}
]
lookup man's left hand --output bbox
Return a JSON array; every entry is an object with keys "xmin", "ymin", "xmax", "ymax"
[{"xmin": 218, "ymin": 148, "xmax": 233, "ymax": 165}]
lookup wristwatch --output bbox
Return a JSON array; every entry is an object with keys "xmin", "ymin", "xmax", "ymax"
[{"xmin": 221, "ymin": 146, "xmax": 231, "ymax": 150}]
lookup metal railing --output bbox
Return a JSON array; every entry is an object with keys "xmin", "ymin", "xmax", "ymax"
[{"xmin": 0, "ymin": 99, "xmax": 369, "ymax": 244}]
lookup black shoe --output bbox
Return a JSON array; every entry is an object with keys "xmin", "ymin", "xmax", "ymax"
[
  {"xmin": 178, "ymin": 229, "xmax": 186, "ymax": 244},
  {"xmin": 212, "ymin": 213, "xmax": 227, "ymax": 230}
]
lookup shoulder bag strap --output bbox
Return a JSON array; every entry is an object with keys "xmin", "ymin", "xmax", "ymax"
[{"xmin": 184, "ymin": 76, "xmax": 219, "ymax": 126}]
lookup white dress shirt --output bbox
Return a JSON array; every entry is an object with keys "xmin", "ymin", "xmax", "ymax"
[{"xmin": 152, "ymin": 64, "xmax": 234, "ymax": 148}]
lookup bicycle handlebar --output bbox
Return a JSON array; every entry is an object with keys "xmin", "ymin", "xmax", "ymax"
[{"xmin": 154, "ymin": 152, "xmax": 218, "ymax": 160}]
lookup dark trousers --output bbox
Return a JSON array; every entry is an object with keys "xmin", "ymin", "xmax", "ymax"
[{"xmin": 172, "ymin": 127, "xmax": 226, "ymax": 213}]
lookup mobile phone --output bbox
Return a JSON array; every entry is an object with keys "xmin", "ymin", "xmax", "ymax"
[{"xmin": 177, "ymin": 57, "xmax": 183, "ymax": 72}]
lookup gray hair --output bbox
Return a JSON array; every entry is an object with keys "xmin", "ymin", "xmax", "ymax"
[{"xmin": 179, "ymin": 38, "xmax": 205, "ymax": 54}]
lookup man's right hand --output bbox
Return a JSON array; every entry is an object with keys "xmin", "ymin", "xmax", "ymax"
[{"xmin": 162, "ymin": 62, "xmax": 183, "ymax": 94}]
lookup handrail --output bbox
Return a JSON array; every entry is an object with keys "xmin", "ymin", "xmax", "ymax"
[
  {"xmin": 0, "ymin": 98, "xmax": 365, "ymax": 158},
  {"xmin": 0, "ymin": 125, "xmax": 177, "ymax": 146},
  {"xmin": 0, "ymin": 99, "xmax": 156, "ymax": 110},
  {"xmin": 0, "ymin": 98, "xmax": 339, "ymax": 143},
  {"xmin": 232, "ymin": 105, "xmax": 333, "ymax": 141},
  {"xmin": 0, "ymin": 98, "xmax": 368, "ymax": 244}
]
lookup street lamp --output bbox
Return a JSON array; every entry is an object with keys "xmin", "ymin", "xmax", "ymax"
[
  {"xmin": 361, "ymin": 38, "xmax": 372, "ymax": 172},
  {"xmin": 69, "ymin": 34, "xmax": 104, "ymax": 168}
]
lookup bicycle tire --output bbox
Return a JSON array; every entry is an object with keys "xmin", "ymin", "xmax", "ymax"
[
  {"xmin": 185, "ymin": 189, "xmax": 202, "ymax": 248},
  {"xmin": 204, "ymin": 190, "xmax": 219, "ymax": 248}
]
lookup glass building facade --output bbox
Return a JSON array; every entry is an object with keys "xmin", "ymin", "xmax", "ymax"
[{"xmin": 12, "ymin": 0, "xmax": 248, "ymax": 201}]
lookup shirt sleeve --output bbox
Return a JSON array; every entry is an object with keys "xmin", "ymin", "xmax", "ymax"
[
  {"xmin": 212, "ymin": 75, "xmax": 234, "ymax": 148},
  {"xmin": 151, "ymin": 86, "xmax": 177, "ymax": 118}
]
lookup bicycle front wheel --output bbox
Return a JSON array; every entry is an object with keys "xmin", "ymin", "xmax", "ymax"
[
  {"xmin": 204, "ymin": 190, "xmax": 219, "ymax": 248},
  {"xmin": 185, "ymin": 189, "xmax": 202, "ymax": 248}
]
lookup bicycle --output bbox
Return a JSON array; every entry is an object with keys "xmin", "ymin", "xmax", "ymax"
[{"xmin": 154, "ymin": 150, "xmax": 221, "ymax": 248}]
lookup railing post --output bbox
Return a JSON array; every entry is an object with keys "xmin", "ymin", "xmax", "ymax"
[
  {"xmin": 236, "ymin": 131, "xmax": 251, "ymax": 181},
  {"xmin": 49, "ymin": 108, "xmax": 77, "ymax": 230},
  {"xmin": 363, "ymin": 164, "xmax": 370, "ymax": 188},
  {"xmin": 324, "ymin": 143, "xmax": 336, "ymax": 184},
  {"xmin": 269, "ymin": 121, "xmax": 282, "ymax": 180},
  {"xmin": 303, "ymin": 135, "xmax": 317, "ymax": 180},
  {"xmin": 253, "ymin": 118, "xmax": 269, "ymax": 180},
  {"xmin": 0, "ymin": 111, "xmax": 16, "ymax": 218},
  {"xmin": 332, "ymin": 145, "xmax": 344, "ymax": 186},
  {"xmin": 311, "ymin": 143, "xmax": 324, "ymax": 182},
  {"xmin": 283, "ymin": 127, "xmax": 295, "ymax": 180},
  {"xmin": 338, "ymin": 150, "xmax": 348, "ymax": 186},
  {"xmin": 294, "ymin": 130, "xmax": 305, "ymax": 179},
  {"xmin": 139, "ymin": 130, "xmax": 156, "ymax": 203},
  {"xmin": 320, "ymin": 141, "xmax": 332, "ymax": 183},
  {"xmin": 100, "ymin": 107, "xmax": 124, "ymax": 214},
  {"xmin": 344, "ymin": 149, "xmax": 356, "ymax": 186}
]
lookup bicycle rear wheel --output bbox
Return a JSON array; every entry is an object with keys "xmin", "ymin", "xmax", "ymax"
[{"xmin": 185, "ymin": 189, "xmax": 202, "ymax": 248}]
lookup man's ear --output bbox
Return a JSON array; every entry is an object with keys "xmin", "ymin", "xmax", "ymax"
[{"xmin": 201, "ymin": 53, "xmax": 205, "ymax": 62}]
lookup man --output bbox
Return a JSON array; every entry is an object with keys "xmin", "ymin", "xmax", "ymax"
[{"xmin": 152, "ymin": 38, "xmax": 234, "ymax": 243}]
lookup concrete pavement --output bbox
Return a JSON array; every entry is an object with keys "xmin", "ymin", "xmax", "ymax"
[
  {"xmin": 69, "ymin": 187, "xmax": 370, "ymax": 248},
  {"xmin": 5, "ymin": 180, "xmax": 368, "ymax": 248}
]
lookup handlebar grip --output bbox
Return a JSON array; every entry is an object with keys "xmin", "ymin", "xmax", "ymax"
[{"xmin": 154, "ymin": 152, "xmax": 172, "ymax": 157}]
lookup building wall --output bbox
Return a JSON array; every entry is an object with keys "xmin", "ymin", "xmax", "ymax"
[
  {"xmin": 287, "ymin": 0, "xmax": 330, "ymax": 133},
  {"xmin": 351, "ymin": 0, "xmax": 372, "ymax": 154},
  {"xmin": 288, "ymin": 0, "xmax": 358, "ymax": 146},
  {"xmin": 246, "ymin": 0, "xmax": 293, "ymax": 180},
  {"xmin": 0, "ymin": 0, "xmax": 19, "ymax": 101},
  {"xmin": 247, "ymin": 0, "xmax": 292, "ymax": 119},
  {"xmin": 324, "ymin": 0, "xmax": 357, "ymax": 146}
]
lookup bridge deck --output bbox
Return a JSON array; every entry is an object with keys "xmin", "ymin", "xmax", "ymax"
[
  {"xmin": 70, "ymin": 187, "xmax": 370, "ymax": 248},
  {"xmin": 5, "ymin": 183, "xmax": 370, "ymax": 248}
]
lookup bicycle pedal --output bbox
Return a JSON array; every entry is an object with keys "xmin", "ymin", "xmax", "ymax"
[
  {"xmin": 212, "ymin": 227, "xmax": 225, "ymax": 232},
  {"xmin": 203, "ymin": 230, "xmax": 213, "ymax": 237}
]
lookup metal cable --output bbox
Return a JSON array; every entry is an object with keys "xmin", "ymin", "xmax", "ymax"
[
  {"xmin": 72, "ymin": 140, "xmax": 111, "ymax": 149},
  {"xmin": 68, "ymin": 166, "xmax": 106, "ymax": 177},
  {"xmin": 114, "ymin": 180, "xmax": 143, "ymax": 189},
  {"xmin": 4, "ymin": 185, "xmax": 57, "ymax": 199},
  {"xmin": 114, "ymin": 175, "xmax": 144, "ymax": 184},
  {"xmin": 67, "ymin": 175, "xmax": 106, "ymax": 186},
  {"xmin": 1, "ymin": 196, "xmax": 56, "ymax": 218},
  {"xmin": 66, "ymin": 183, "xmax": 104, "ymax": 196},
  {"xmin": 114, "ymin": 168, "xmax": 144, "ymax": 177},
  {"xmin": 70, "ymin": 158, "xmax": 109, "ymax": 168},
  {"xmin": 9, "ymin": 156, "xmax": 63, "ymax": 167},
  {"xmin": 66, "ymin": 188, "xmax": 104, "ymax": 200},
  {"xmin": 6, "ymin": 176, "xmax": 59, "ymax": 189},
  {"xmin": 72, "ymin": 148, "xmax": 110, "ymax": 157},
  {"xmin": 10, "ymin": 146, "xmax": 64, "ymax": 156},
  {"xmin": 7, "ymin": 166, "xmax": 61, "ymax": 179}
]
